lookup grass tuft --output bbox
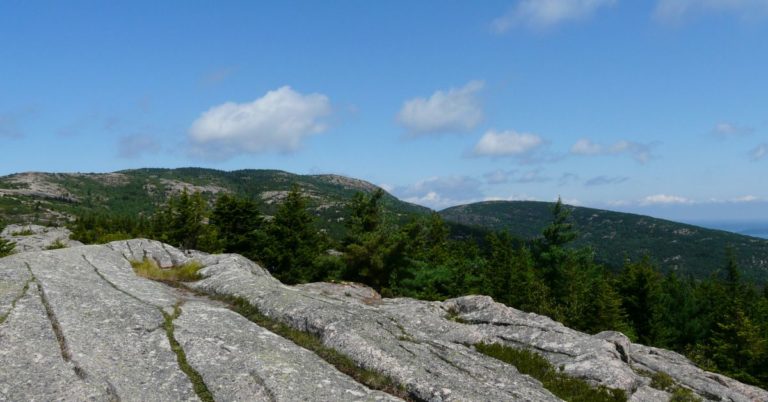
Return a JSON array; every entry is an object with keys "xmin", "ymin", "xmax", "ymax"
[
  {"xmin": 11, "ymin": 228, "xmax": 35, "ymax": 236},
  {"xmin": 45, "ymin": 240, "xmax": 67, "ymax": 250},
  {"xmin": 641, "ymin": 370, "xmax": 700, "ymax": 401},
  {"xmin": 475, "ymin": 342, "xmax": 627, "ymax": 402},
  {"xmin": 130, "ymin": 258, "xmax": 203, "ymax": 282}
]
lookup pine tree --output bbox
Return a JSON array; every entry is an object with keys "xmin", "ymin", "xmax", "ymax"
[
  {"xmin": 210, "ymin": 194, "xmax": 266, "ymax": 260},
  {"xmin": 263, "ymin": 185, "xmax": 323, "ymax": 284}
]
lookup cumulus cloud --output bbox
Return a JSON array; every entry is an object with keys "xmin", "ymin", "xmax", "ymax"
[
  {"xmin": 640, "ymin": 194, "xmax": 693, "ymax": 205},
  {"xmin": 392, "ymin": 176, "xmax": 484, "ymax": 210},
  {"xmin": 584, "ymin": 175, "xmax": 629, "ymax": 186},
  {"xmin": 655, "ymin": 0, "xmax": 768, "ymax": 22},
  {"xmin": 570, "ymin": 138, "xmax": 654, "ymax": 163},
  {"xmin": 188, "ymin": 86, "xmax": 332, "ymax": 159},
  {"xmin": 712, "ymin": 122, "xmax": 754, "ymax": 138},
  {"xmin": 397, "ymin": 81, "xmax": 484, "ymax": 135},
  {"xmin": 117, "ymin": 134, "xmax": 160, "ymax": 159},
  {"xmin": 750, "ymin": 143, "xmax": 768, "ymax": 161},
  {"xmin": 473, "ymin": 129, "xmax": 544, "ymax": 157},
  {"xmin": 491, "ymin": 0, "xmax": 616, "ymax": 32}
]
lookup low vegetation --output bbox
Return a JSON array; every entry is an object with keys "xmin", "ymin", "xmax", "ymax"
[
  {"xmin": 11, "ymin": 228, "xmax": 35, "ymax": 236},
  {"xmin": 475, "ymin": 342, "xmax": 627, "ymax": 402},
  {"xmin": 44, "ymin": 240, "xmax": 67, "ymax": 250},
  {"xmin": 130, "ymin": 258, "xmax": 204, "ymax": 283}
]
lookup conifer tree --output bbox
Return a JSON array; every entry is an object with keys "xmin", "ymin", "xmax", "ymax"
[{"xmin": 263, "ymin": 185, "xmax": 323, "ymax": 284}]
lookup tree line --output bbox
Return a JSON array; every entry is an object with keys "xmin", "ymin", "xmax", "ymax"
[{"xmin": 67, "ymin": 187, "xmax": 768, "ymax": 388}]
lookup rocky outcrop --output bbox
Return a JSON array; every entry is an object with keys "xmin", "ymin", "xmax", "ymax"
[
  {"xmin": 1, "ymin": 239, "xmax": 766, "ymax": 401},
  {"xmin": 0, "ymin": 224, "xmax": 83, "ymax": 253}
]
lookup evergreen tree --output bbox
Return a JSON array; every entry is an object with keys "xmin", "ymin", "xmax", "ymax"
[
  {"xmin": 210, "ymin": 194, "xmax": 266, "ymax": 260},
  {"xmin": 534, "ymin": 197, "xmax": 578, "ymax": 294},
  {"xmin": 617, "ymin": 256, "xmax": 665, "ymax": 344},
  {"xmin": 152, "ymin": 189, "xmax": 219, "ymax": 252},
  {"xmin": 263, "ymin": 185, "xmax": 323, "ymax": 284}
]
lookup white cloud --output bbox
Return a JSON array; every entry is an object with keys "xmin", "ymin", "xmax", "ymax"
[
  {"xmin": 712, "ymin": 122, "xmax": 754, "ymax": 138},
  {"xmin": 188, "ymin": 86, "xmax": 331, "ymax": 159},
  {"xmin": 492, "ymin": 0, "xmax": 616, "ymax": 32},
  {"xmin": 732, "ymin": 195, "xmax": 761, "ymax": 202},
  {"xmin": 640, "ymin": 194, "xmax": 693, "ymax": 205},
  {"xmin": 750, "ymin": 143, "xmax": 768, "ymax": 161},
  {"xmin": 570, "ymin": 138, "xmax": 654, "ymax": 163},
  {"xmin": 655, "ymin": 0, "xmax": 768, "ymax": 22},
  {"xmin": 392, "ymin": 176, "xmax": 484, "ymax": 209},
  {"xmin": 397, "ymin": 81, "xmax": 484, "ymax": 135},
  {"xmin": 473, "ymin": 129, "xmax": 544, "ymax": 157}
]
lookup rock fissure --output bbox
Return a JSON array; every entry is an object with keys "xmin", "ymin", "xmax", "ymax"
[
  {"xmin": 81, "ymin": 255, "xmax": 160, "ymax": 309},
  {"xmin": 162, "ymin": 303, "xmax": 215, "ymax": 402},
  {"xmin": 0, "ymin": 276, "xmax": 33, "ymax": 325}
]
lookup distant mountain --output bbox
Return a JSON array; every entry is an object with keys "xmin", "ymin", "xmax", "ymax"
[
  {"xmin": 440, "ymin": 200, "xmax": 768, "ymax": 284},
  {"xmin": 0, "ymin": 168, "xmax": 430, "ymax": 238}
]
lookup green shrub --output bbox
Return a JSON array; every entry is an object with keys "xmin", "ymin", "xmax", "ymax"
[
  {"xmin": 0, "ymin": 237, "xmax": 15, "ymax": 257},
  {"xmin": 475, "ymin": 343, "xmax": 626, "ymax": 402},
  {"xmin": 130, "ymin": 258, "xmax": 203, "ymax": 282},
  {"xmin": 11, "ymin": 228, "xmax": 34, "ymax": 236},
  {"xmin": 45, "ymin": 240, "xmax": 67, "ymax": 250}
]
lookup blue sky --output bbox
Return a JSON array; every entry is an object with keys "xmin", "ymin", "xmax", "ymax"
[{"xmin": 1, "ymin": 0, "xmax": 767, "ymax": 221}]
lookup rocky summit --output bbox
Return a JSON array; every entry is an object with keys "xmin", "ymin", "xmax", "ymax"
[{"xmin": 1, "ymin": 238, "xmax": 766, "ymax": 401}]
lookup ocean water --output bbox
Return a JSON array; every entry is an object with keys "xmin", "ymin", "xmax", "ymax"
[{"xmin": 689, "ymin": 221, "xmax": 768, "ymax": 239}]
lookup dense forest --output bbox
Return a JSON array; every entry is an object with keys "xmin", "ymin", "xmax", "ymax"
[{"xmin": 23, "ymin": 186, "xmax": 768, "ymax": 389}]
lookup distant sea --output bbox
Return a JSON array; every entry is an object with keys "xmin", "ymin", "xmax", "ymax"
[{"xmin": 687, "ymin": 220, "xmax": 768, "ymax": 240}]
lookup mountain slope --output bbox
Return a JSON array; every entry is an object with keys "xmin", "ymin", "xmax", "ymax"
[
  {"xmin": 0, "ymin": 168, "xmax": 430, "ymax": 238},
  {"xmin": 440, "ymin": 201, "xmax": 768, "ymax": 284}
]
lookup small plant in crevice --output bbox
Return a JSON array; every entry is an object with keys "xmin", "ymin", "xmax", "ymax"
[
  {"xmin": 475, "ymin": 342, "xmax": 627, "ymax": 402},
  {"xmin": 45, "ymin": 240, "xmax": 67, "ymax": 250},
  {"xmin": 162, "ymin": 303, "xmax": 214, "ymax": 402},
  {"xmin": 11, "ymin": 228, "xmax": 35, "ymax": 236},
  {"xmin": 639, "ymin": 370, "xmax": 700, "ymax": 402},
  {"xmin": 130, "ymin": 258, "xmax": 204, "ymax": 283}
]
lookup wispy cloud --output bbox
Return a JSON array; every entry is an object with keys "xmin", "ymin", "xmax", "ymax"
[
  {"xmin": 397, "ymin": 81, "xmax": 484, "ymax": 135},
  {"xmin": 654, "ymin": 0, "xmax": 768, "ymax": 23},
  {"xmin": 483, "ymin": 169, "xmax": 551, "ymax": 184},
  {"xmin": 0, "ymin": 108, "xmax": 36, "ymax": 139},
  {"xmin": 203, "ymin": 66, "xmax": 239, "ymax": 85},
  {"xmin": 117, "ymin": 134, "xmax": 160, "ymax": 159},
  {"xmin": 188, "ymin": 86, "xmax": 332, "ymax": 159},
  {"xmin": 585, "ymin": 175, "xmax": 629, "ymax": 186},
  {"xmin": 711, "ymin": 122, "xmax": 754, "ymax": 138},
  {"xmin": 491, "ymin": 0, "xmax": 616, "ymax": 33},
  {"xmin": 640, "ymin": 194, "xmax": 693, "ymax": 205},
  {"xmin": 473, "ymin": 129, "xmax": 544, "ymax": 157},
  {"xmin": 570, "ymin": 138, "xmax": 654, "ymax": 163},
  {"xmin": 751, "ymin": 143, "xmax": 768, "ymax": 161}
]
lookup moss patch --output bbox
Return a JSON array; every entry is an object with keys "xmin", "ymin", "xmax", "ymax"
[
  {"xmin": 163, "ymin": 303, "xmax": 214, "ymax": 402},
  {"xmin": 475, "ymin": 342, "xmax": 627, "ymax": 402}
]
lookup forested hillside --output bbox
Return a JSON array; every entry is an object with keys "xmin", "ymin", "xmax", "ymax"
[{"xmin": 441, "ymin": 201, "xmax": 768, "ymax": 284}]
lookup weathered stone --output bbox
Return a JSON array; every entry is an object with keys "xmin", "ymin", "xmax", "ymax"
[
  {"xmin": 175, "ymin": 301, "xmax": 400, "ymax": 401},
  {"xmin": 0, "ymin": 281, "xmax": 107, "ymax": 401},
  {"xmin": 1, "ymin": 224, "xmax": 82, "ymax": 253},
  {"xmin": 2, "ymin": 239, "xmax": 766, "ymax": 402},
  {"xmin": 17, "ymin": 247, "xmax": 200, "ymax": 401}
]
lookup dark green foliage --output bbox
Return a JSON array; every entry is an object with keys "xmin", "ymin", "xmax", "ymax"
[
  {"xmin": 262, "ymin": 186, "xmax": 324, "ymax": 284},
  {"xmin": 209, "ymin": 194, "xmax": 266, "ymax": 261},
  {"xmin": 440, "ymin": 200, "xmax": 768, "ymax": 284},
  {"xmin": 475, "ymin": 343, "xmax": 627, "ymax": 402},
  {"xmin": 152, "ymin": 189, "xmax": 220, "ymax": 252},
  {"xmin": 0, "ymin": 236, "xmax": 15, "ymax": 257}
]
